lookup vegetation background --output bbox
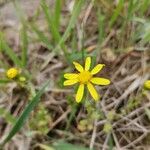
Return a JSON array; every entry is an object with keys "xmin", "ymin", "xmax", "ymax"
[{"xmin": 0, "ymin": 0, "xmax": 150, "ymax": 149}]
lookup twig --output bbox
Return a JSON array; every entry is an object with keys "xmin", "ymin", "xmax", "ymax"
[{"xmin": 90, "ymin": 119, "xmax": 97, "ymax": 149}]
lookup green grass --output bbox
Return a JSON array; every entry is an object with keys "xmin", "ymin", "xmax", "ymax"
[
  {"xmin": 20, "ymin": 25, "xmax": 28, "ymax": 68},
  {"xmin": 109, "ymin": 0, "xmax": 124, "ymax": 28},
  {"xmin": 1, "ymin": 80, "xmax": 49, "ymax": 147},
  {"xmin": 0, "ymin": 33, "xmax": 23, "ymax": 68},
  {"xmin": 0, "ymin": 108, "xmax": 16, "ymax": 124},
  {"xmin": 41, "ymin": 0, "xmax": 61, "ymax": 44},
  {"xmin": 30, "ymin": 0, "xmax": 84, "ymax": 64}
]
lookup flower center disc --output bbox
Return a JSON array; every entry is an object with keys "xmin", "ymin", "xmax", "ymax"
[{"xmin": 78, "ymin": 71, "xmax": 92, "ymax": 84}]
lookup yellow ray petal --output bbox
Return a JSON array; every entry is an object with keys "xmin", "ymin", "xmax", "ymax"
[
  {"xmin": 73, "ymin": 61, "xmax": 84, "ymax": 72},
  {"xmin": 85, "ymin": 57, "xmax": 91, "ymax": 71},
  {"xmin": 64, "ymin": 79, "xmax": 78, "ymax": 86},
  {"xmin": 76, "ymin": 84, "xmax": 84, "ymax": 103},
  {"xmin": 90, "ymin": 77, "xmax": 110, "ymax": 85},
  {"xmin": 87, "ymin": 82, "xmax": 99, "ymax": 101},
  {"xmin": 64, "ymin": 73, "xmax": 79, "ymax": 79},
  {"xmin": 91, "ymin": 64, "xmax": 105, "ymax": 75}
]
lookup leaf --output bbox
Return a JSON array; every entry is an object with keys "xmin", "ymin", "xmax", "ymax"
[
  {"xmin": 53, "ymin": 141, "xmax": 93, "ymax": 150},
  {"xmin": 1, "ymin": 80, "xmax": 50, "ymax": 146},
  {"xmin": 0, "ymin": 79, "xmax": 10, "ymax": 84}
]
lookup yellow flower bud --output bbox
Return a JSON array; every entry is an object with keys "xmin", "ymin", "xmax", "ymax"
[
  {"xmin": 19, "ymin": 76, "xmax": 26, "ymax": 82},
  {"xmin": 6, "ymin": 68, "xmax": 19, "ymax": 79},
  {"xmin": 144, "ymin": 80, "xmax": 150, "ymax": 90}
]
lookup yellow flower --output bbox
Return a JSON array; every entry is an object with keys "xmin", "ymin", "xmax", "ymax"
[
  {"xmin": 64, "ymin": 57, "xmax": 110, "ymax": 103},
  {"xmin": 144, "ymin": 80, "xmax": 150, "ymax": 90},
  {"xmin": 6, "ymin": 68, "xmax": 19, "ymax": 79}
]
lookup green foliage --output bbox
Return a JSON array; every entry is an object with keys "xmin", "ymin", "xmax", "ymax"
[
  {"xmin": 121, "ymin": 96, "xmax": 142, "ymax": 115},
  {"xmin": 20, "ymin": 25, "xmax": 28, "ymax": 68},
  {"xmin": 134, "ymin": 20, "xmax": 150, "ymax": 45},
  {"xmin": 0, "ymin": 79, "xmax": 10, "ymax": 84},
  {"xmin": 38, "ymin": 141, "xmax": 93, "ymax": 150},
  {"xmin": 29, "ymin": 104, "xmax": 52, "ymax": 134},
  {"xmin": 41, "ymin": 0, "xmax": 61, "ymax": 44},
  {"xmin": 126, "ymin": 98, "xmax": 141, "ymax": 112},
  {"xmin": 30, "ymin": 23, "xmax": 53, "ymax": 50},
  {"xmin": 54, "ymin": 0, "xmax": 84, "ymax": 52},
  {"xmin": 53, "ymin": 141, "xmax": 93, "ymax": 150},
  {"xmin": 1, "ymin": 80, "xmax": 49, "ymax": 146},
  {"xmin": 0, "ymin": 33, "xmax": 22, "ymax": 68},
  {"xmin": 86, "ymin": 101, "xmax": 104, "ymax": 120},
  {"xmin": 54, "ymin": 0, "xmax": 62, "ymax": 29},
  {"xmin": 109, "ymin": 0, "xmax": 124, "ymax": 28},
  {"xmin": 103, "ymin": 122, "xmax": 112, "ymax": 134},
  {"xmin": 0, "ymin": 108, "xmax": 16, "ymax": 124}
]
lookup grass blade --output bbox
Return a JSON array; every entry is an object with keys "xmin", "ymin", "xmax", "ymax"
[
  {"xmin": 21, "ymin": 25, "xmax": 28, "ymax": 68},
  {"xmin": 2, "ymin": 42, "xmax": 22, "ymax": 67},
  {"xmin": 140, "ymin": 0, "xmax": 150, "ymax": 16},
  {"xmin": 0, "ymin": 79, "xmax": 10, "ymax": 84},
  {"xmin": 41, "ymin": 0, "xmax": 61, "ymax": 43},
  {"xmin": 1, "ymin": 80, "xmax": 50, "ymax": 146},
  {"xmin": 109, "ymin": 0, "xmax": 124, "ymax": 28},
  {"xmin": 30, "ymin": 23, "xmax": 53, "ymax": 50},
  {"xmin": 40, "ymin": 0, "xmax": 69, "ymax": 60},
  {"xmin": 0, "ymin": 33, "xmax": 22, "ymax": 68},
  {"xmin": 54, "ymin": 0, "xmax": 84, "ymax": 51},
  {"xmin": 39, "ymin": 0, "xmax": 70, "ymax": 64},
  {"xmin": 54, "ymin": 0, "xmax": 62, "ymax": 29}
]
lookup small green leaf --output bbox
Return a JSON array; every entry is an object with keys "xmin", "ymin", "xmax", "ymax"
[
  {"xmin": 53, "ymin": 141, "xmax": 93, "ymax": 150},
  {"xmin": 0, "ymin": 79, "xmax": 10, "ymax": 84}
]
